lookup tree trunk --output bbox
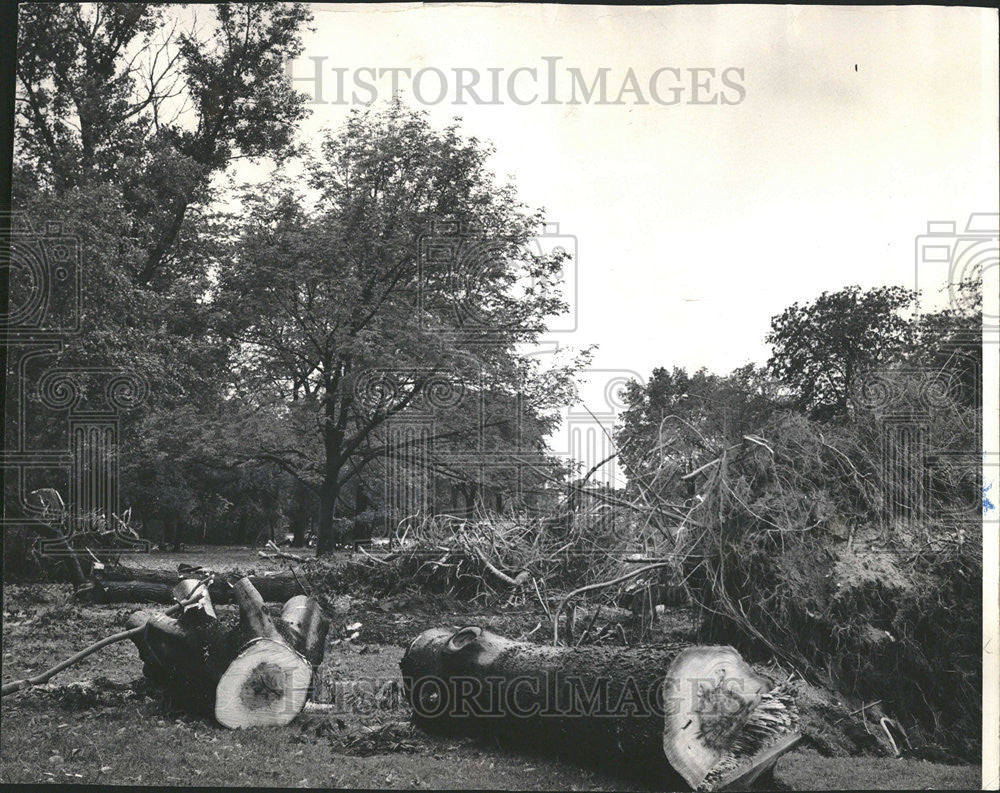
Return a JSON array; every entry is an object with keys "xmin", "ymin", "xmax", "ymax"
[
  {"xmin": 400, "ymin": 626, "xmax": 800, "ymax": 791},
  {"xmin": 291, "ymin": 508, "xmax": 307, "ymax": 548},
  {"xmin": 92, "ymin": 567, "xmax": 305, "ymax": 605},
  {"xmin": 238, "ymin": 511, "xmax": 249, "ymax": 546},
  {"xmin": 316, "ymin": 480, "xmax": 337, "ymax": 555},
  {"xmin": 28, "ymin": 519, "xmax": 88, "ymax": 592},
  {"xmin": 352, "ymin": 480, "xmax": 369, "ymax": 542},
  {"xmin": 128, "ymin": 577, "xmax": 329, "ymax": 728},
  {"xmin": 168, "ymin": 518, "xmax": 182, "ymax": 553},
  {"xmin": 462, "ymin": 483, "xmax": 478, "ymax": 518}
]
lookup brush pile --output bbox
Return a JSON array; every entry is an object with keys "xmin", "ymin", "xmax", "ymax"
[
  {"xmin": 307, "ymin": 511, "xmax": 637, "ymax": 606},
  {"xmin": 630, "ymin": 397, "xmax": 981, "ymax": 760}
]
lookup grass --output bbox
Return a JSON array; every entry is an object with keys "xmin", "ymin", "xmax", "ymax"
[{"xmin": 0, "ymin": 547, "xmax": 981, "ymax": 789}]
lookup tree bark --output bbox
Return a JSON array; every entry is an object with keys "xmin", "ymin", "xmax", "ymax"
[
  {"xmin": 400, "ymin": 626, "xmax": 800, "ymax": 791},
  {"xmin": 127, "ymin": 578, "xmax": 329, "ymax": 728},
  {"xmin": 290, "ymin": 505, "xmax": 307, "ymax": 548},
  {"xmin": 316, "ymin": 480, "xmax": 338, "ymax": 555},
  {"xmin": 28, "ymin": 519, "xmax": 88, "ymax": 592},
  {"xmin": 279, "ymin": 595, "xmax": 330, "ymax": 670},
  {"xmin": 91, "ymin": 567, "xmax": 305, "ymax": 605}
]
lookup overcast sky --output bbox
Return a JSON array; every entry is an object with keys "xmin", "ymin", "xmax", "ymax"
[{"xmin": 242, "ymin": 3, "xmax": 998, "ymax": 483}]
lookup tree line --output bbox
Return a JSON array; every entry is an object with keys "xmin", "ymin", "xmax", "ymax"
[
  {"xmin": 7, "ymin": 3, "xmax": 579, "ymax": 556},
  {"xmin": 6, "ymin": 3, "xmax": 982, "ymax": 562}
]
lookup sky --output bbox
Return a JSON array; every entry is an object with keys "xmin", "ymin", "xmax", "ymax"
[{"xmin": 235, "ymin": 3, "xmax": 999, "ymax": 485}]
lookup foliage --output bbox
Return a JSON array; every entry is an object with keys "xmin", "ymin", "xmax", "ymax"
[
  {"xmin": 615, "ymin": 364, "xmax": 782, "ymax": 489},
  {"xmin": 307, "ymin": 507, "xmax": 635, "ymax": 606},
  {"xmin": 617, "ymin": 279, "xmax": 982, "ymax": 757},
  {"xmin": 213, "ymin": 101, "xmax": 581, "ymax": 553},
  {"xmin": 7, "ymin": 3, "xmax": 313, "ymax": 560},
  {"xmin": 766, "ymin": 285, "xmax": 917, "ymax": 417}
]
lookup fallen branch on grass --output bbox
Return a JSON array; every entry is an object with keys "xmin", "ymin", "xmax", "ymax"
[
  {"xmin": 466, "ymin": 543, "xmax": 530, "ymax": 588},
  {"xmin": 90, "ymin": 566, "xmax": 305, "ymax": 604},
  {"xmin": 1, "ymin": 577, "xmax": 214, "ymax": 697},
  {"xmin": 258, "ymin": 540, "xmax": 309, "ymax": 563}
]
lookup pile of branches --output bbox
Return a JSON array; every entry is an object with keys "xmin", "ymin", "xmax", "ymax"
[
  {"xmin": 308, "ymin": 511, "xmax": 633, "ymax": 606},
  {"xmin": 4, "ymin": 489, "xmax": 146, "ymax": 587},
  {"xmin": 634, "ymin": 405, "xmax": 981, "ymax": 759}
]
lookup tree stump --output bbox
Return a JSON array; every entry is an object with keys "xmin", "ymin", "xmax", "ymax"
[
  {"xmin": 400, "ymin": 625, "xmax": 800, "ymax": 791},
  {"xmin": 127, "ymin": 577, "xmax": 330, "ymax": 728}
]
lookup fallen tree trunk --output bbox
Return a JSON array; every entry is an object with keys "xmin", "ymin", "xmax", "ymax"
[
  {"xmin": 93, "ymin": 567, "xmax": 305, "ymax": 604},
  {"xmin": 128, "ymin": 577, "xmax": 329, "ymax": 728},
  {"xmin": 400, "ymin": 626, "xmax": 800, "ymax": 791}
]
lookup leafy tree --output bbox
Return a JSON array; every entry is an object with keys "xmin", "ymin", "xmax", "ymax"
[
  {"xmin": 391, "ymin": 384, "xmax": 567, "ymax": 519},
  {"xmin": 214, "ymin": 102, "xmax": 577, "ymax": 553},
  {"xmin": 16, "ymin": 3, "xmax": 311, "ymax": 286},
  {"xmin": 9, "ymin": 4, "xmax": 312, "ymax": 538},
  {"xmin": 615, "ymin": 364, "xmax": 779, "ymax": 491},
  {"xmin": 765, "ymin": 284, "xmax": 916, "ymax": 417},
  {"xmin": 912, "ymin": 276, "xmax": 982, "ymax": 409}
]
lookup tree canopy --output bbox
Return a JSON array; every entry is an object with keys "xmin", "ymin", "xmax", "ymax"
[
  {"xmin": 212, "ymin": 102, "xmax": 578, "ymax": 552},
  {"xmin": 765, "ymin": 284, "xmax": 917, "ymax": 417}
]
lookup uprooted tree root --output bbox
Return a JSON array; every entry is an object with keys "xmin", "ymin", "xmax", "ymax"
[{"xmin": 639, "ymin": 411, "xmax": 981, "ymax": 760}]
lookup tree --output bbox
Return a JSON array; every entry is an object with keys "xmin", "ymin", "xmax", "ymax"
[
  {"xmin": 912, "ymin": 275, "xmax": 982, "ymax": 409},
  {"xmin": 16, "ymin": 3, "xmax": 311, "ymax": 288},
  {"xmin": 615, "ymin": 364, "xmax": 779, "ymax": 492},
  {"xmin": 9, "ymin": 4, "xmax": 312, "ymax": 541},
  {"xmin": 765, "ymin": 284, "xmax": 916, "ymax": 417},
  {"xmin": 215, "ymin": 102, "xmax": 577, "ymax": 554}
]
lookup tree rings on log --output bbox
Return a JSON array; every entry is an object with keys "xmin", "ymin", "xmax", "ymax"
[
  {"xmin": 400, "ymin": 625, "xmax": 801, "ymax": 791},
  {"xmin": 215, "ymin": 637, "xmax": 313, "ymax": 728}
]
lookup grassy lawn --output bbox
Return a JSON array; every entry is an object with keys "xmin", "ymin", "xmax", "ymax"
[{"xmin": 0, "ymin": 548, "xmax": 981, "ymax": 789}]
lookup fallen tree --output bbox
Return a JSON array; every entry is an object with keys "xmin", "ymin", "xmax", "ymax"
[
  {"xmin": 5, "ymin": 574, "xmax": 331, "ymax": 729},
  {"xmin": 127, "ymin": 576, "xmax": 329, "ymax": 727},
  {"xmin": 92, "ymin": 567, "xmax": 305, "ymax": 604},
  {"xmin": 400, "ymin": 625, "xmax": 800, "ymax": 791}
]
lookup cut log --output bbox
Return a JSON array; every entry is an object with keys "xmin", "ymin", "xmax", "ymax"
[
  {"xmin": 400, "ymin": 626, "xmax": 800, "ymax": 791},
  {"xmin": 92, "ymin": 567, "xmax": 305, "ymax": 604},
  {"xmin": 214, "ymin": 578, "xmax": 314, "ymax": 729},
  {"xmin": 279, "ymin": 595, "xmax": 331, "ymax": 669},
  {"xmin": 123, "ymin": 577, "xmax": 328, "ymax": 728},
  {"xmin": 215, "ymin": 638, "xmax": 312, "ymax": 728},
  {"xmin": 125, "ymin": 580, "xmax": 242, "ymax": 713}
]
